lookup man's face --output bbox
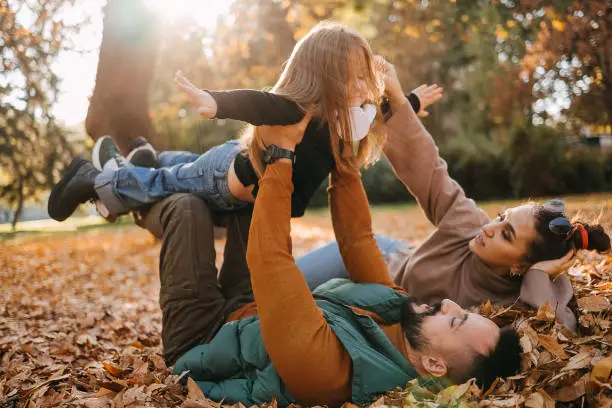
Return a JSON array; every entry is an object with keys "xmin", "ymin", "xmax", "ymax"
[{"xmin": 403, "ymin": 299, "xmax": 500, "ymax": 378}]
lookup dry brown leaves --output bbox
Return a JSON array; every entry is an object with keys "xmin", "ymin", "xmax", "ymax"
[{"xmin": 1, "ymin": 199, "xmax": 611, "ymax": 407}]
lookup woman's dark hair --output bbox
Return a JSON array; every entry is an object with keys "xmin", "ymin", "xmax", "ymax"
[{"xmin": 525, "ymin": 203, "xmax": 611, "ymax": 264}]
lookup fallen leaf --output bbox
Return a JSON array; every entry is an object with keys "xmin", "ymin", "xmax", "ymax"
[
  {"xmin": 183, "ymin": 400, "xmax": 218, "ymax": 408},
  {"xmin": 591, "ymin": 356, "xmax": 612, "ymax": 383},
  {"xmin": 538, "ymin": 334, "xmax": 569, "ymax": 360},
  {"xmin": 550, "ymin": 373, "xmax": 589, "ymax": 402},
  {"xmin": 561, "ymin": 351, "xmax": 592, "ymax": 372},
  {"xmin": 95, "ymin": 387, "xmax": 116, "ymax": 398},
  {"xmin": 482, "ymin": 300, "xmax": 492, "ymax": 315},
  {"xmin": 187, "ymin": 377, "xmax": 206, "ymax": 401},
  {"xmin": 102, "ymin": 362, "xmax": 124, "ymax": 377},
  {"xmin": 536, "ymin": 301, "xmax": 555, "ymax": 321},
  {"xmin": 577, "ymin": 295, "xmax": 610, "ymax": 312}
]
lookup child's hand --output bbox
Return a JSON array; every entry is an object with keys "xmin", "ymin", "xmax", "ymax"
[
  {"xmin": 174, "ymin": 71, "xmax": 218, "ymax": 118},
  {"xmin": 411, "ymin": 84, "xmax": 443, "ymax": 118}
]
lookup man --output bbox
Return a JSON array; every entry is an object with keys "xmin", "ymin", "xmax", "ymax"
[{"xmin": 132, "ymin": 109, "xmax": 521, "ymax": 406}]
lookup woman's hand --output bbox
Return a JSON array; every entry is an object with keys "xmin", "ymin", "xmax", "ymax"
[
  {"xmin": 530, "ymin": 249, "xmax": 576, "ymax": 279},
  {"xmin": 373, "ymin": 56, "xmax": 405, "ymax": 108},
  {"xmin": 259, "ymin": 108, "xmax": 314, "ymax": 151},
  {"xmin": 411, "ymin": 84, "xmax": 444, "ymax": 118},
  {"xmin": 174, "ymin": 71, "xmax": 218, "ymax": 118}
]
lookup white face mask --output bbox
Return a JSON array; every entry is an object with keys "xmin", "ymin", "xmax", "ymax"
[{"xmin": 348, "ymin": 104, "xmax": 377, "ymax": 154}]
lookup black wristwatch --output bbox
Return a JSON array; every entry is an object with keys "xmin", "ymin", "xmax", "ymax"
[{"xmin": 263, "ymin": 145, "xmax": 295, "ymax": 165}]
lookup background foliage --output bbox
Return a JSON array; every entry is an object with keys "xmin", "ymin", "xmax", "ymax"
[{"xmin": 2, "ymin": 0, "xmax": 612, "ymax": 222}]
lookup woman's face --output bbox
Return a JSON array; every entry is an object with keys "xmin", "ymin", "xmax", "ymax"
[{"xmin": 469, "ymin": 204, "xmax": 539, "ymax": 268}]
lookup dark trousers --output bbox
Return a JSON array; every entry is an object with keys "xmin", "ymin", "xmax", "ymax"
[{"xmin": 136, "ymin": 194, "xmax": 254, "ymax": 365}]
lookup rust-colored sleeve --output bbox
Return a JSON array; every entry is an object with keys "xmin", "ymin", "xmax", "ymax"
[
  {"xmin": 328, "ymin": 163, "xmax": 399, "ymax": 288},
  {"xmin": 246, "ymin": 161, "xmax": 351, "ymax": 405}
]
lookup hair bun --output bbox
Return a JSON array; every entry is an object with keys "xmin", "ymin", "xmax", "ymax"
[{"xmin": 577, "ymin": 224, "xmax": 611, "ymax": 252}]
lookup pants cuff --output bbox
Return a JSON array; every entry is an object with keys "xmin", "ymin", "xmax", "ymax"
[{"xmin": 94, "ymin": 172, "xmax": 130, "ymax": 216}]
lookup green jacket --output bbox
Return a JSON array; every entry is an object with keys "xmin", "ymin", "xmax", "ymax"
[{"xmin": 173, "ymin": 279, "xmax": 439, "ymax": 406}]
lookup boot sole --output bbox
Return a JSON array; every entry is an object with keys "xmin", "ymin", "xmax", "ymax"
[
  {"xmin": 92, "ymin": 135, "xmax": 112, "ymax": 171},
  {"xmin": 48, "ymin": 157, "xmax": 88, "ymax": 221}
]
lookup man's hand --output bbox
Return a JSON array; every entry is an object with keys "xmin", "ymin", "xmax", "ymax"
[
  {"xmin": 530, "ymin": 249, "xmax": 576, "ymax": 279},
  {"xmin": 259, "ymin": 108, "xmax": 313, "ymax": 152},
  {"xmin": 411, "ymin": 84, "xmax": 444, "ymax": 118},
  {"xmin": 373, "ymin": 56, "xmax": 405, "ymax": 108},
  {"xmin": 174, "ymin": 71, "xmax": 218, "ymax": 118}
]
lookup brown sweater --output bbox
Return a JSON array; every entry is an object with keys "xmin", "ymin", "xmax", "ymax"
[{"xmin": 383, "ymin": 102, "xmax": 577, "ymax": 330}]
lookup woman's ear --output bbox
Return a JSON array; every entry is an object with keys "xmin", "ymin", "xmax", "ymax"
[
  {"xmin": 420, "ymin": 355, "xmax": 447, "ymax": 377},
  {"xmin": 510, "ymin": 263, "xmax": 528, "ymax": 276}
]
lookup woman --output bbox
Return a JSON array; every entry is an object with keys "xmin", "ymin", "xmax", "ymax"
[{"xmin": 296, "ymin": 59, "xmax": 610, "ymax": 331}]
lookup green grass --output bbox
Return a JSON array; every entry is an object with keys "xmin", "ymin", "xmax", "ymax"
[
  {"xmin": 0, "ymin": 214, "xmax": 135, "ymax": 241},
  {"xmin": 3, "ymin": 192, "xmax": 612, "ymax": 241}
]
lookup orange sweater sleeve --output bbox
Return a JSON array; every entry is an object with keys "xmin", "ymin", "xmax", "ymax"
[
  {"xmin": 328, "ymin": 163, "xmax": 398, "ymax": 288},
  {"xmin": 246, "ymin": 161, "xmax": 351, "ymax": 405}
]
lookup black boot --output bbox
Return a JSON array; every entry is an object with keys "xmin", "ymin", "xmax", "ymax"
[
  {"xmin": 48, "ymin": 157, "xmax": 100, "ymax": 221},
  {"xmin": 126, "ymin": 136, "xmax": 160, "ymax": 168}
]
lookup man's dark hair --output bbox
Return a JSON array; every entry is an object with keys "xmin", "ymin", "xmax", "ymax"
[{"xmin": 466, "ymin": 326, "xmax": 522, "ymax": 390}]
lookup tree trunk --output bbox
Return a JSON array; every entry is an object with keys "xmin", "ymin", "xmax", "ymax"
[
  {"xmin": 85, "ymin": 0, "xmax": 161, "ymax": 154},
  {"xmin": 11, "ymin": 178, "xmax": 24, "ymax": 232}
]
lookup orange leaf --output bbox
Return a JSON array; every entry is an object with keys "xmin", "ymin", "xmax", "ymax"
[
  {"xmin": 102, "ymin": 362, "xmax": 123, "ymax": 376},
  {"xmin": 536, "ymin": 301, "xmax": 555, "ymax": 321},
  {"xmin": 95, "ymin": 387, "xmax": 115, "ymax": 397}
]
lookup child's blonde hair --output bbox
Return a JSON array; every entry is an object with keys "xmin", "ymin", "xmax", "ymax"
[{"xmin": 241, "ymin": 22, "xmax": 386, "ymax": 176}]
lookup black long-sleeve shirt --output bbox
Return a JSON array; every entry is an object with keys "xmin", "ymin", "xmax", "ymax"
[{"xmin": 207, "ymin": 90, "xmax": 420, "ymax": 217}]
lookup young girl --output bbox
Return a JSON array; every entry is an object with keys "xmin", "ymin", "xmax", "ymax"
[{"xmin": 48, "ymin": 22, "xmax": 442, "ymax": 222}]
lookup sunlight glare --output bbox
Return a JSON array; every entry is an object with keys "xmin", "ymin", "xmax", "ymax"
[{"xmin": 143, "ymin": 0, "xmax": 234, "ymax": 30}]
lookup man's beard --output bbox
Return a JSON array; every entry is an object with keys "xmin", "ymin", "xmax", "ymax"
[{"xmin": 400, "ymin": 299, "xmax": 442, "ymax": 350}]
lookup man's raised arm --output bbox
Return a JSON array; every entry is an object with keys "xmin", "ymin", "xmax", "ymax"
[
  {"xmin": 245, "ymin": 114, "xmax": 353, "ymax": 404},
  {"xmin": 328, "ymin": 162, "xmax": 397, "ymax": 288}
]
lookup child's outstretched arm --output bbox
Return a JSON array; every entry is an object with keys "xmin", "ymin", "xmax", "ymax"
[{"xmin": 174, "ymin": 71, "xmax": 304, "ymax": 126}]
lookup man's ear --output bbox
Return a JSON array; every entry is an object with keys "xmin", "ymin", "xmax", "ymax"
[{"xmin": 420, "ymin": 355, "xmax": 447, "ymax": 377}]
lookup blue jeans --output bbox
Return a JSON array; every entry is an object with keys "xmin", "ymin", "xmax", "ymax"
[
  {"xmin": 95, "ymin": 141, "xmax": 248, "ymax": 216},
  {"xmin": 296, "ymin": 234, "xmax": 406, "ymax": 291}
]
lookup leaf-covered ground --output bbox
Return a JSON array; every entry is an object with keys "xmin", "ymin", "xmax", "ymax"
[{"xmin": 1, "ymin": 196, "xmax": 611, "ymax": 407}]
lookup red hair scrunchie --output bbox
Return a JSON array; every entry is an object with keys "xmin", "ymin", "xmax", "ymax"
[{"xmin": 575, "ymin": 224, "xmax": 589, "ymax": 249}]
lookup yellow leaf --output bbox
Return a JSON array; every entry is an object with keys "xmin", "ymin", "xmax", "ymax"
[
  {"xmin": 187, "ymin": 377, "xmax": 206, "ymax": 401},
  {"xmin": 403, "ymin": 25, "xmax": 421, "ymax": 38},
  {"xmin": 591, "ymin": 356, "xmax": 612, "ymax": 383},
  {"xmin": 507, "ymin": 20, "xmax": 517, "ymax": 28},
  {"xmin": 495, "ymin": 24, "xmax": 508, "ymax": 40},
  {"xmin": 313, "ymin": 5, "xmax": 326, "ymax": 17},
  {"xmin": 481, "ymin": 299, "xmax": 492, "ymax": 315},
  {"xmin": 551, "ymin": 19, "xmax": 566, "ymax": 32}
]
